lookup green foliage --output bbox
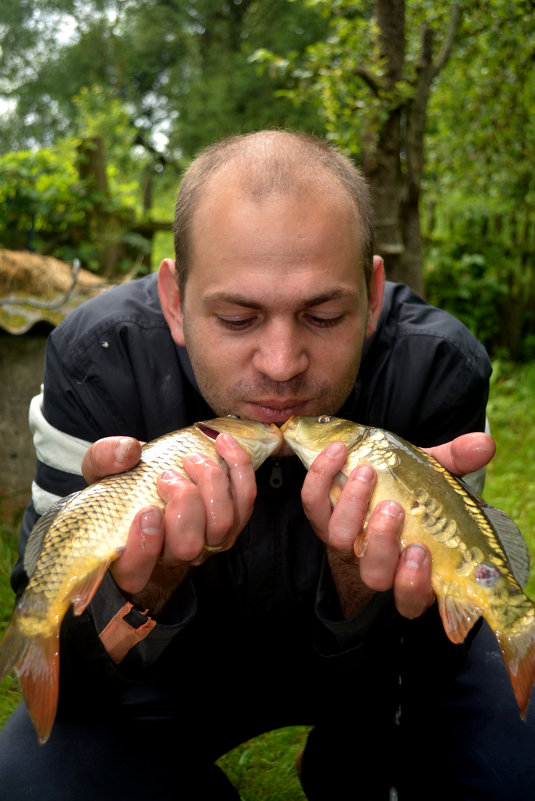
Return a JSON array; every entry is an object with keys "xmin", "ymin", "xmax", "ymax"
[
  {"xmin": 424, "ymin": 241, "xmax": 535, "ymax": 362},
  {"xmin": 0, "ymin": 143, "xmax": 88, "ymax": 256},
  {"xmin": 422, "ymin": 0, "xmax": 535, "ymax": 359},
  {"xmin": 0, "ymin": 522, "xmax": 21, "ymax": 728}
]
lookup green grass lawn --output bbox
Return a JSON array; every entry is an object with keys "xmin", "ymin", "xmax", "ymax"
[
  {"xmin": 0, "ymin": 360, "xmax": 534, "ymax": 798},
  {"xmin": 484, "ymin": 361, "xmax": 535, "ymax": 598}
]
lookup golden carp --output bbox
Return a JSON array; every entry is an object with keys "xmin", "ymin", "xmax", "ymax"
[
  {"xmin": 281, "ymin": 414, "xmax": 535, "ymax": 718},
  {"xmin": 0, "ymin": 417, "xmax": 282, "ymax": 744}
]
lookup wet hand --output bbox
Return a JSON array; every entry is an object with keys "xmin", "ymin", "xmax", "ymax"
[
  {"xmin": 301, "ymin": 431, "xmax": 495, "ymax": 619},
  {"xmin": 81, "ymin": 433, "xmax": 257, "ymax": 609}
]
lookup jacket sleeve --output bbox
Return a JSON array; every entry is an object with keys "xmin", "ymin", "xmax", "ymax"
[{"xmin": 12, "ymin": 323, "xmax": 198, "ymax": 680}]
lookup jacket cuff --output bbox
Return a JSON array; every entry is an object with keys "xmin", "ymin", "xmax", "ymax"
[
  {"xmin": 90, "ymin": 572, "xmax": 197, "ymax": 669},
  {"xmin": 314, "ymin": 557, "xmax": 395, "ymax": 654}
]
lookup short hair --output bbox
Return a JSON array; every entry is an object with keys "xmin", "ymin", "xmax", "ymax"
[{"xmin": 173, "ymin": 130, "xmax": 374, "ymax": 295}]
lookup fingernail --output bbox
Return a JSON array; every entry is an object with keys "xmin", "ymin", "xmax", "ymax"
[
  {"xmin": 325, "ymin": 442, "xmax": 346, "ymax": 459},
  {"xmin": 187, "ymin": 452, "xmax": 208, "ymax": 464},
  {"xmin": 219, "ymin": 432, "xmax": 238, "ymax": 448},
  {"xmin": 404, "ymin": 544, "xmax": 427, "ymax": 569},
  {"xmin": 115, "ymin": 437, "xmax": 132, "ymax": 463},
  {"xmin": 379, "ymin": 500, "xmax": 404, "ymax": 519},
  {"xmin": 140, "ymin": 509, "xmax": 162, "ymax": 536},
  {"xmin": 160, "ymin": 469, "xmax": 181, "ymax": 481},
  {"xmin": 354, "ymin": 464, "xmax": 374, "ymax": 483}
]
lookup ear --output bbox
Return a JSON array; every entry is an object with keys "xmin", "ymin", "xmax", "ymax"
[
  {"xmin": 365, "ymin": 255, "xmax": 385, "ymax": 339},
  {"xmin": 158, "ymin": 259, "xmax": 186, "ymax": 346}
]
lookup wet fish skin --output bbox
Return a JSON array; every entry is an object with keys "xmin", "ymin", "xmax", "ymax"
[
  {"xmin": 281, "ymin": 414, "xmax": 535, "ymax": 718},
  {"xmin": 0, "ymin": 417, "xmax": 282, "ymax": 744}
]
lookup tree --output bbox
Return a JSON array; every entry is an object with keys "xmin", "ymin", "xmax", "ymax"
[
  {"xmin": 0, "ymin": 0, "xmax": 325, "ymax": 159},
  {"xmin": 256, "ymin": 0, "xmax": 461, "ymax": 295}
]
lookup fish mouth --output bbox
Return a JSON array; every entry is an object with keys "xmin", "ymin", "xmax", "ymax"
[{"xmin": 195, "ymin": 423, "xmax": 221, "ymax": 440}]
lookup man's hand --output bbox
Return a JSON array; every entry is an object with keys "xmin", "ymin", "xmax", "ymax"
[
  {"xmin": 300, "ymin": 431, "xmax": 496, "ymax": 619},
  {"xmin": 81, "ymin": 433, "xmax": 257, "ymax": 614}
]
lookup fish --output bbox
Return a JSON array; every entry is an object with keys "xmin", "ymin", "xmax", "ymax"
[
  {"xmin": 0, "ymin": 417, "xmax": 283, "ymax": 744},
  {"xmin": 281, "ymin": 414, "xmax": 535, "ymax": 718}
]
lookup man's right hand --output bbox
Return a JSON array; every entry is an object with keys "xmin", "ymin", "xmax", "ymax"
[{"xmin": 81, "ymin": 433, "xmax": 257, "ymax": 614}]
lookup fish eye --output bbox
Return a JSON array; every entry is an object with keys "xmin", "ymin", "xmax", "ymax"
[{"xmin": 318, "ymin": 415, "xmax": 333, "ymax": 424}]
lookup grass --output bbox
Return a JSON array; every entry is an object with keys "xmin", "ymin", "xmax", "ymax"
[
  {"xmin": 484, "ymin": 361, "xmax": 535, "ymax": 598},
  {"xmin": 0, "ymin": 360, "xmax": 534, "ymax": 797}
]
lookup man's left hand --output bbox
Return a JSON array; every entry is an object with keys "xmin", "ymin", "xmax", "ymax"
[{"xmin": 300, "ymin": 431, "xmax": 495, "ymax": 619}]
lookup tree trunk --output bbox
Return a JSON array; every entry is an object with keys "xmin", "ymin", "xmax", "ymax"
[
  {"xmin": 76, "ymin": 137, "xmax": 123, "ymax": 277},
  {"xmin": 365, "ymin": 2, "xmax": 461, "ymax": 297}
]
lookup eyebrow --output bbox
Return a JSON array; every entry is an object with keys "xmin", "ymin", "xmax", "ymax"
[{"xmin": 204, "ymin": 288, "xmax": 357, "ymax": 311}]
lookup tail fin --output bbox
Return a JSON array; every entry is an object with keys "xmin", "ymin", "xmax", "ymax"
[
  {"xmin": 497, "ymin": 620, "xmax": 535, "ymax": 719},
  {"xmin": 0, "ymin": 613, "xmax": 60, "ymax": 744}
]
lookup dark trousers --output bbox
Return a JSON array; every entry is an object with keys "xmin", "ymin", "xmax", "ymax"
[{"xmin": 1, "ymin": 622, "xmax": 534, "ymax": 801}]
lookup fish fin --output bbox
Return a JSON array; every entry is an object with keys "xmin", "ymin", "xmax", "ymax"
[
  {"xmin": 456, "ymin": 478, "xmax": 530, "ymax": 588},
  {"xmin": 438, "ymin": 594, "xmax": 483, "ymax": 644},
  {"xmin": 24, "ymin": 491, "xmax": 81, "ymax": 578},
  {"xmin": 329, "ymin": 472, "xmax": 347, "ymax": 506},
  {"xmin": 496, "ymin": 622, "xmax": 535, "ymax": 719},
  {"xmin": 484, "ymin": 506, "xmax": 530, "ymax": 588},
  {"xmin": 69, "ymin": 560, "xmax": 113, "ymax": 616},
  {"xmin": 0, "ymin": 612, "xmax": 60, "ymax": 744}
]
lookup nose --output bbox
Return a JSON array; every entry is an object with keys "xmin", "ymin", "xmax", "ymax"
[{"xmin": 251, "ymin": 320, "xmax": 309, "ymax": 383}]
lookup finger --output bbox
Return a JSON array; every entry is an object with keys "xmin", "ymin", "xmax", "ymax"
[
  {"xmin": 393, "ymin": 544, "xmax": 435, "ymax": 619},
  {"xmin": 157, "ymin": 471, "xmax": 208, "ymax": 563},
  {"xmin": 327, "ymin": 464, "xmax": 377, "ymax": 557},
  {"xmin": 301, "ymin": 442, "xmax": 348, "ymax": 537},
  {"xmin": 357, "ymin": 501, "xmax": 405, "ymax": 591},
  {"xmin": 111, "ymin": 506, "xmax": 164, "ymax": 594},
  {"xmin": 423, "ymin": 432, "xmax": 495, "ymax": 477},
  {"xmin": 82, "ymin": 436, "xmax": 142, "ymax": 484},
  {"xmin": 181, "ymin": 451, "xmax": 235, "ymax": 550},
  {"xmin": 215, "ymin": 432, "xmax": 257, "ymax": 532}
]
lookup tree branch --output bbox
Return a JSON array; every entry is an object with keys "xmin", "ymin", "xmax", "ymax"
[
  {"xmin": 354, "ymin": 67, "xmax": 386, "ymax": 96},
  {"xmin": 432, "ymin": 3, "xmax": 462, "ymax": 80}
]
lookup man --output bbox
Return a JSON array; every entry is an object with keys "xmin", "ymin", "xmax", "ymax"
[{"xmin": 1, "ymin": 130, "xmax": 533, "ymax": 800}]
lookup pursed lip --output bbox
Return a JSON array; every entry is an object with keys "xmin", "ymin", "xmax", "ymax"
[{"xmin": 243, "ymin": 400, "xmax": 312, "ymax": 425}]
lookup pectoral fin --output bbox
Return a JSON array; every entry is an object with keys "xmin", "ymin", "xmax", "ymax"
[{"xmin": 438, "ymin": 594, "xmax": 483, "ymax": 644}]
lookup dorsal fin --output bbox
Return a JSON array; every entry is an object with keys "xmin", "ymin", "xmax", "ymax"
[
  {"xmin": 456, "ymin": 477, "xmax": 530, "ymax": 588},
  {"xmin": 24, "ymin": 492, "xmax": 80, "ymax": 577}
]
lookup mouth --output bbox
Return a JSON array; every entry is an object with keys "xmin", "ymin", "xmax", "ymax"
[{"xmin": 243, "ymin": 401, "xmax": 311, "ymax": 425}]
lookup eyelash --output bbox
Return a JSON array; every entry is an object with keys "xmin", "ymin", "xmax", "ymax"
[
  {"xmin": 217, "ymin": 314, "xmax": 344, "ymax": 331},
  {"xmin": 306, "ymin": 314, "xmax": 344, "ymax": 328},
  {"xmin": 218, "ymin": 317, "xmax": 257, "ymax": 330}
]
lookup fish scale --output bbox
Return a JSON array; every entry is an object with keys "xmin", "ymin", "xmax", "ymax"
[
  {"xmin": 281, "ymin": 414, "xmax": 535, "ymax": 719},
  {"xmin": 0, "ymin": 417, "xmax": 282, "ymax": 744}
]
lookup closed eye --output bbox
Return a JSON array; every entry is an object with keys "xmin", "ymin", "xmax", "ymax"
[
  {"xmin": 217, "ymin": 316, "xmax": 258, "ymax": 331},
  {"xmin": 304, "ymin": 314, "xmax": 344, "ymax": 328}
]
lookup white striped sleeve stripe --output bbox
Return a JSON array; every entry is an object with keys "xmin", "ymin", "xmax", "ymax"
[
  {"xmin": 31, "ymin": 482, "xmax": 64, "ymax": 517},
  {"xmin": 29, "ymin": 392, "xmax": 92, "ymax": 475}
]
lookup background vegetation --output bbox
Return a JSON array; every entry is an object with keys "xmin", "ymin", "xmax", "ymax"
[{"xmin": 0, "ymin": 0, "xmax": 534, "ymax": 358}]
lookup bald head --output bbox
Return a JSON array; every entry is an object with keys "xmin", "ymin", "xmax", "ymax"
[{"xmin": 173, "ymin": 130, "xmax": 374, "ymax": 295}]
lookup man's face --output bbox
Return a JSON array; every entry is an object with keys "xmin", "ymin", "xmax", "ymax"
[{"xmin": 160, "ymin": 178, "xmax": 383, "ymax": 425}]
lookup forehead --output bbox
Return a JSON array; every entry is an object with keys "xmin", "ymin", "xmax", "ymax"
[{"xmin": 186, "ymin": 178, "xmax": 364, "ymax": 303}]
